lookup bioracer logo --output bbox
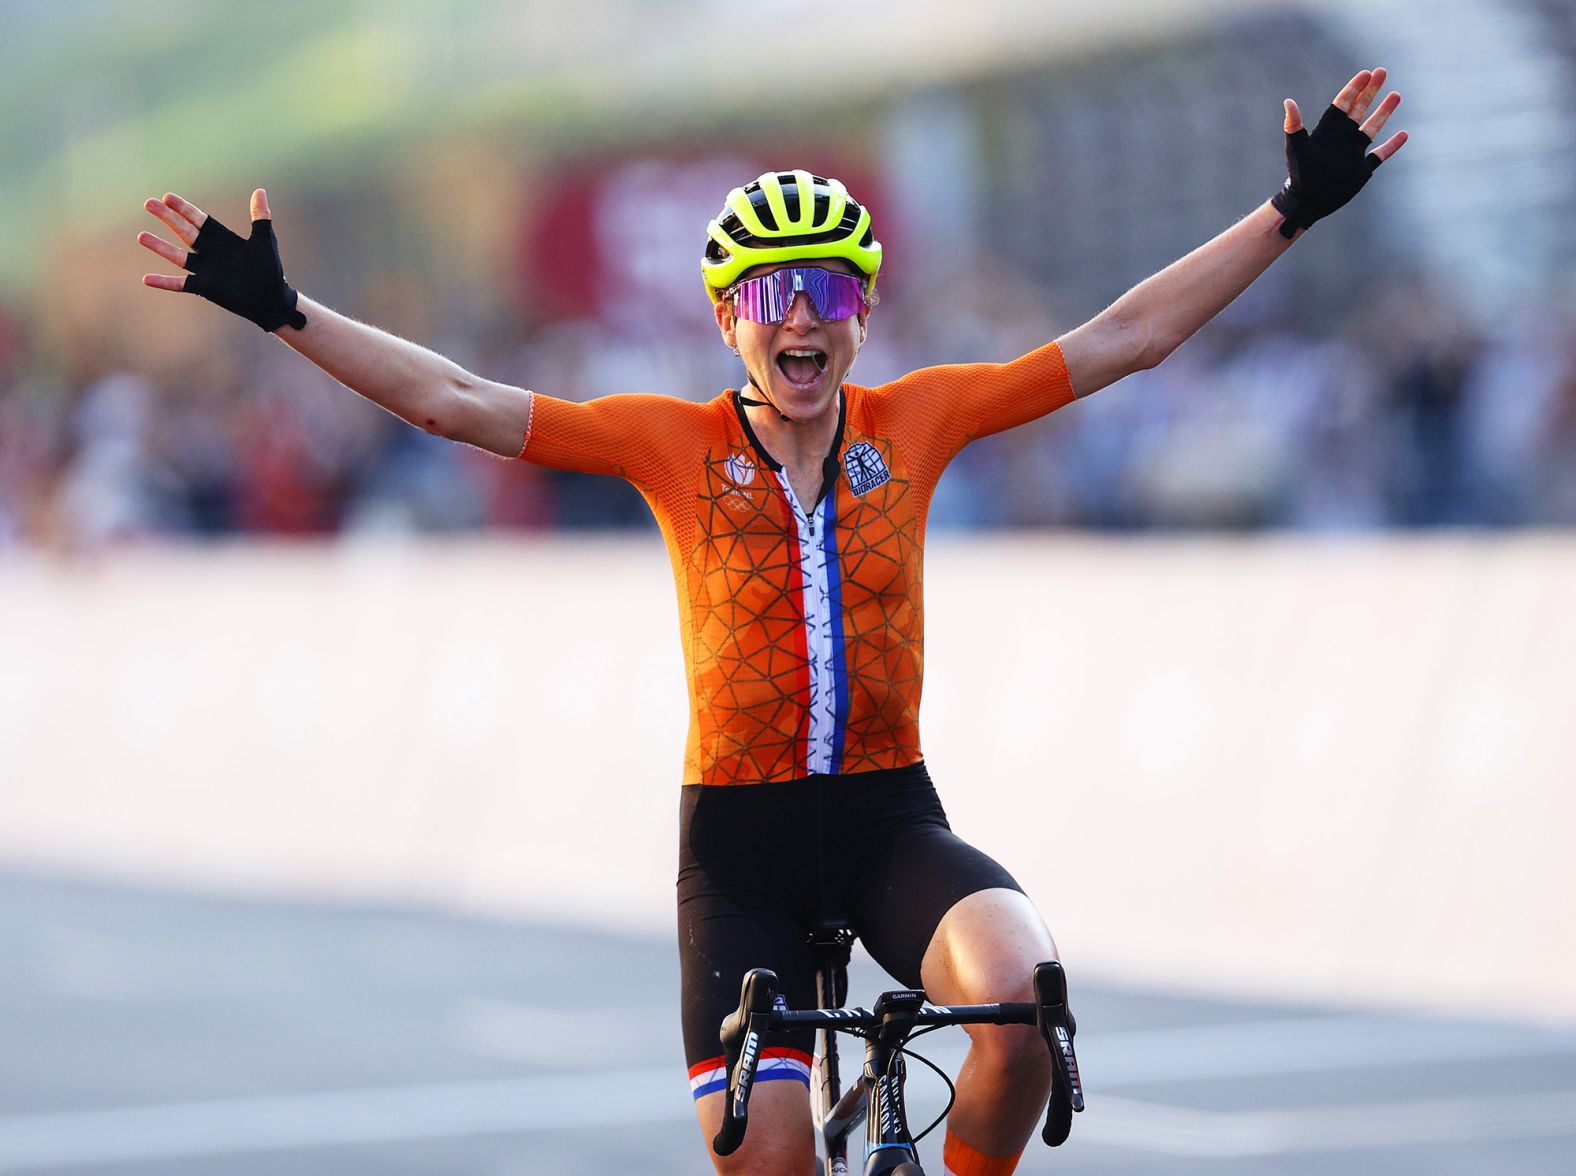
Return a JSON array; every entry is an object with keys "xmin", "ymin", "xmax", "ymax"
[{"xmin": 843, "ymin": 441, "xmax": 890, "ymax": 496}]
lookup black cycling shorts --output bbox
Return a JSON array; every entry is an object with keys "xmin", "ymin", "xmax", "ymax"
[{"xmin": 677, "ymin": 760, "xmax": 1021, "ymax": 1099}]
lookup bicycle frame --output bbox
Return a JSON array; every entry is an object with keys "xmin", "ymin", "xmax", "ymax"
[
  {"xmin": 809, "ymin": 921, "xmax": 863, "ymax": 1175},
  {"xmin": 809, "ymin": 921, "xmax": 921, "ymax": 1175}
]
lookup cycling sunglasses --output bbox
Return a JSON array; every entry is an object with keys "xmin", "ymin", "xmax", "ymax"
[{"xmin": 726, "ymin": 266, "xmax": 868, "ymax": 325}]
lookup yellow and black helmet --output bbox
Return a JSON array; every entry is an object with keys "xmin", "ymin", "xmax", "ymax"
[{"xmin": 701, "ymin": 170, "xmax": 882, "ymax": 303}]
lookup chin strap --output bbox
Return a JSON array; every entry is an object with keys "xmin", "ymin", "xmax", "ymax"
[{"xmin": 738, "ymin": 379, "xmax": 792, "ymax": 422}]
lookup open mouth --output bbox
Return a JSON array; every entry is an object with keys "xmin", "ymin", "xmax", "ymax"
[{"xmin": 776, "ymin": 348, "xmax": 827, "ymax": 386}]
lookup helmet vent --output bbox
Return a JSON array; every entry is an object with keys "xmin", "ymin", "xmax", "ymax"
[
  {"xmin": 783, "ymin": 181, "xmax": 802, "ymax": 224},
  {"xmin": 746, "ymin": 186, "xmax": 780, "ymax": 232}
]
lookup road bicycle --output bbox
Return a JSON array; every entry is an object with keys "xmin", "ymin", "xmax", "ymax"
[{"xmin": 713, "ymin": 921, "xmax": 1084, "ymax": 1175}]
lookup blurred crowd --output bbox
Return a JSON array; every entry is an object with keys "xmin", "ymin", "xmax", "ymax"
[{"xmin": 2, "ymin": 270, "xmax": 1575, "ymax": 552}]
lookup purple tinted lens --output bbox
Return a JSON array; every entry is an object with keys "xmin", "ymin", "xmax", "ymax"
[{"xmin": 731, "ymin": 267, "xmax": 865, "ymax": 324}]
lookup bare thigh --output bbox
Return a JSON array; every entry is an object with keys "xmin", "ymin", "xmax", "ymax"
[
  {"xmin": 694, "ymin": 1082, "xmax": 816, "ymax": 1176},
  {"xmin": 921, "ymin": 887, "xmax": 1058, "ymax": 1002}
]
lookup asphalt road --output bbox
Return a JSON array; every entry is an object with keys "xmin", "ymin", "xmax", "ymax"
[{"xmin": 2, "ymin": 873, "xmax": 1573, "ymax": 1175}]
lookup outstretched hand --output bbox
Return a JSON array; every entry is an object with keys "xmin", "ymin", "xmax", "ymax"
[
  {"xmin": 138, "ymin": 189, "xmax": 306, "ymax": 332},
  {"xmin": 1273, "ymin": 67, "xmax": 1407, "ymax": 239},
  {"xmin": 140, "ymin": 189, "xmax": 266, "ymax": 288},
  {"xmin": 1284, "ymin": 67, "xmax": 1407, "ymax": 162}
]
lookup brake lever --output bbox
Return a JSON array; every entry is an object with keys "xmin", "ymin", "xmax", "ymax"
[
  {"xmin": 1034, "ymin": 960, "xmax": 1084, "ymax": 1146},
  {"xmin": 712, "ymin": 968, "xmax": 778, "ymax": 1157}
]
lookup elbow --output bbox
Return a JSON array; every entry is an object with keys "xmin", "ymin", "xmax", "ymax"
[
  {"xmin": 1131, "ymin": 321, "xmax": 1183, "ymax": 372},
  {"xmin": 1099, "ymin": 313, "xmax": 1174, "ymax": 376},
  {"xmin": 418, "ymin": 371, "xmax": 479, "ymax": 440},
  {"xmin": 411, "ymin": 405, "xmax": 450, "ymax": 438}
]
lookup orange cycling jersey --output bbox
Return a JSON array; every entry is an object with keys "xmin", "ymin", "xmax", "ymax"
[{"xmin": 520, "ymin": 342, "xmax": 1076, "ymax": 785}]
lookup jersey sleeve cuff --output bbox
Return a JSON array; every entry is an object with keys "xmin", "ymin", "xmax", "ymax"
[{"xmin": 514, "ymin": 390, "xmax": 536, "ymax": 461}]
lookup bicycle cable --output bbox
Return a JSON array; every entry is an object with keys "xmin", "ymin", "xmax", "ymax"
[
  {"xmin": 826, "ymin": 1023, "xmax": 958, "ymax": 1144},
  {"xmin": 883, "ymin": 1025, "xmax": 957, "ymax": 1144}
]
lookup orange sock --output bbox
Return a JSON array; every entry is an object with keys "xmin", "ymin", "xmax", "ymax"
[{"xmin": 942, "ymin": 1128, "xmax": 1023, "ymax": 1176}]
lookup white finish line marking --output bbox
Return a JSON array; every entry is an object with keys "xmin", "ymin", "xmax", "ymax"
[
  {"xmin": 1080, "ymin": 1013, "xmax": 1576, "ymax": 1085},
  {"xmin": 2, "ymin": 1014, "xmax": 1573, "ymax": 1168},
  {"xmin": 1084, "ymin": 1091, "xmax": 1576, "ymax": 1158},
  {"xmin": 3, "ymin": 1078, "xmax": 1574, "ymax": 1169},
  {"xmin": 0, "ymin": 1068, "xmax": 682, "ymax": 1170}
]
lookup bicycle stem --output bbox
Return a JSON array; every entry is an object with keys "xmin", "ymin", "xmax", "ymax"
[{"xmin": 863, "ymin": 988, "xmax": 926, "ymax": 1159}]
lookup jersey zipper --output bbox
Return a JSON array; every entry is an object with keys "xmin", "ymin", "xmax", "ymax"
[
  {"xmin": 730, "ymin": 387, "xmax": 846, "ymax": 544},
  {"xmin": 778, "ymin": 478, "xmax": 821, "ymax": 538}
]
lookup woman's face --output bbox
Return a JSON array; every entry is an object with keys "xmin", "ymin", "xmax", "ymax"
[{"xmin": 714, "ymin": 260, "xmax": 871, "ymax": 423}]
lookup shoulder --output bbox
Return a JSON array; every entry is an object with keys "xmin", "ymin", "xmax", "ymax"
[
  {"xmin": 621, "ymin": 390, "xmax": 737, "ymax": 456},
  {"xmin": 525, "ymin": 390, "xmax": 730, "ymax": 463},
  {"xmin": 843, "ymin": 376, "xmax": 909, "ymax": 418},
  {"xmin": 643, "ymin": 388, "xmax": 735, "ymax": 424},
  {"xmin": 843, "ymin": 366, "xmax": 959, "ymax": 433},
  {"xmin": 539, "ymin": 389, "xmax": 730, "ymax": 426}
]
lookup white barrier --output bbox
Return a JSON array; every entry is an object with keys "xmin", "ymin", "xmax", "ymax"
[{"xmin": 2, "ymin": 535, "xmax": 1572, "ymax": 1022}]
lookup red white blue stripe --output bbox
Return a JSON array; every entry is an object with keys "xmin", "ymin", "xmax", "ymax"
[
  {"xmin": 775, "ymin": 475, "xmax": 850, "ymax": 776},
  {"xmin": 821, "ymin": 487, "xmax": 848, "ymax": 773},
  {"xmin": 688, "ymin": 1048, "xmax": 812, "ymax": 1101}
]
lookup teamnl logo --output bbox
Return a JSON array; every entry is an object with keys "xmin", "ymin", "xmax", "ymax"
[
  {"xmin": 722, "ymin": 452, "xmax": 759, "ymax": 513},
  {"xmin": 725, "ymin": 453, "xmax": 756, "ymax": 486},
  {"xmin": 843, "ymin": 442, "xmax": 890, "ymax": 496}
]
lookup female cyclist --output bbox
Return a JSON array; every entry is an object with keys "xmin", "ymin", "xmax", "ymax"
[{"xmin": 139, "ymin": 69, "xmax": 1405, "ymax": 1176}]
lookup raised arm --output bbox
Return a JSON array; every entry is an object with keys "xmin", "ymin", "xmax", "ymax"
[
  {"xmin": 139, "ymin": 188, "xmax": 531, "ymax": 458},
  {"xmin": 1057, "ymin": 67, "xmax": 1407, "ymax": 399}
]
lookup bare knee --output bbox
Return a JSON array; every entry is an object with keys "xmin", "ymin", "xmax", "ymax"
[
  {"xmin": 920, "ymin": 889, "xmax": 1057, "ymax": 1007},
  {"xmin": 968, "ymin": 1022, "xmax": 1052, "ymax": 1088},
  {"xmin": 696, "ymin": 1084, "xmax": 816, "ymax": 1176},
  {"xmin": 712, "ymin": 1144, "xmax": 814, "ymax": 1176}
]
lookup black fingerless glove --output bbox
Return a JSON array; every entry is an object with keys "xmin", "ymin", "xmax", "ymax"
[
  {"xmin": 183, "ymin": 215, "xmax": 307, "ymax": 332},
  {"xmin": 1271, "ymin": 105, "xmax": 1382, "ymax": 239}
]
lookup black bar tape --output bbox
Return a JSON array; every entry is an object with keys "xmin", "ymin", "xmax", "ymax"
[
  {"xmin": 1270, "ymin": 105, "xmax": 1383, "ymax": 239},
  {"xmin": 182, "ymin": 215, "xmax": 307, "ymax": 332}
]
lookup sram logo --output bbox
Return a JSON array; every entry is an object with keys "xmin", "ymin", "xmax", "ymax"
[{"xmin": 736, "ymin": 1031, "xmax": 760, "ymax": 1099}]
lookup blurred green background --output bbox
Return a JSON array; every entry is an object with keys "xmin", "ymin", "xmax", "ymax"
[{"xmin": 2, "ymin": 0, "xmax": 1572, "ymax": 545}]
